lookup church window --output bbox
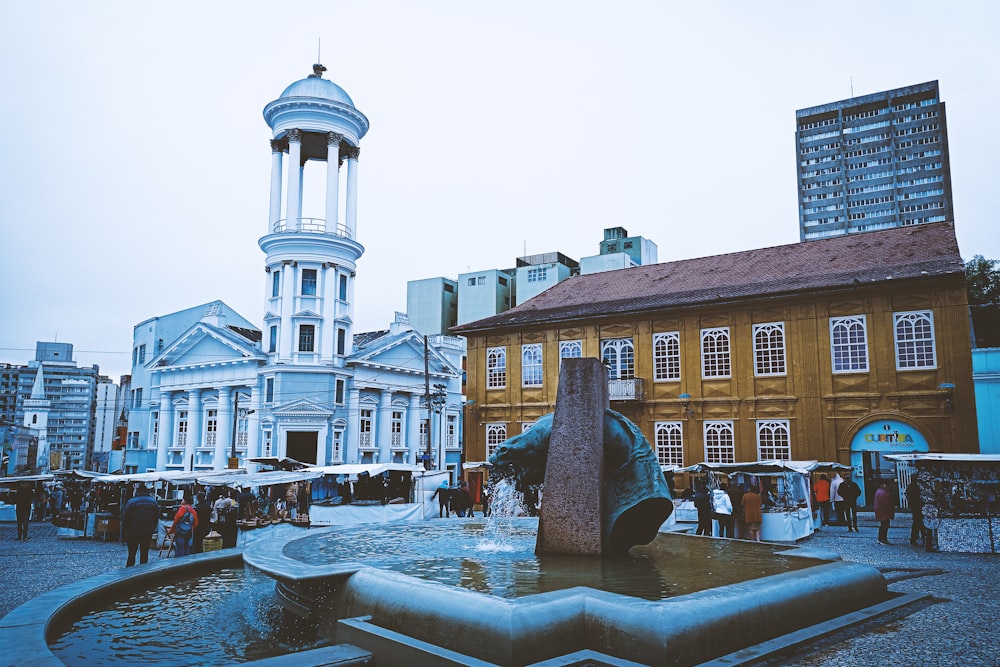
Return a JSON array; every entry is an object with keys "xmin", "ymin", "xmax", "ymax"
[
  {"xmin": 268, "ymin": 326, "xmax": 277, "ymax": 353},
  {"xmin": 265, "ymin": 378, "xmax": 274, "ymax": 403},
  {"xmin": 830, "ymin": 316, "xmax": 869, "ymax": 372},
  {"xmin": 337, "ymin": 328, "xmax": 347, "ymax": 356},
  {"xmin": 757, "ymin": 420, "xmax": 791, "ymax": 460},
  {"xmin": 655, "ymin": 421, "xmax": 684, "ymax": 467},
  {"xmin": 701, "ymin": 328, "xmax": 731, "ymax": 378},
  {"xmin": 704, "ymin": 421, "xmax": 735, "ymax": 464},
  {"xmin": 299, "ymin": 325, "xmax": 315, "ymax": 352},
  {"xmin": 339, "ymin": 274, "xmax": 348, "ymax": 300},
  {"xmin": 301, "ymin": 269, "xmax": 317, "ymax": 296},
  {"xmin": 272, "ymin": 270, "xmax": 280, "ymax": 297},
  {"xmin": 601, "ymin": 338, "xmax": 634, "ymax": 379},
  {"xmin": 753, "ymin": 323, "xmax": 786, "ymax": 376},
  {"xmin": 894, "ymin": 310, "xmax": 936, "ymax": 370},
  {"xmin": 486, "ymin": 423, "xmax": 507, "ymax": 458}
]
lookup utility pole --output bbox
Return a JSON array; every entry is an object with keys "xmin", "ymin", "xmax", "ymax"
[
  {"xmin": 424, "ymin": 335, "xmax": 433, "ymax": 470},
  {"xmin": 229, "ymin": 391, "xmax": 253, "ymax": 469}
]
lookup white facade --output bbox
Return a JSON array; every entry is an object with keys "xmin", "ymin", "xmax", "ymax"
[
  {"xmin": 127, "ymin": 66, "xmax": 464, "ymax": 473},
  {"xmin": 579, "ymin": 252, "xmax": 637, "ymax": 275},
  {"xmin": 92, "ymin": 379, "xmax": 118, "ymax": 471}
]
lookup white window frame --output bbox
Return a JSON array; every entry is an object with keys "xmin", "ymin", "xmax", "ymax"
[
  {"xmin": 753, "ymin": 322, "xmax": 787, "ymax": 377},
  {"xmin": 521, "ymin": 343, "xmax": 543, "ymax": 387},
  {"xmin": 703, "ymin": 421, "xmax": 735, "ymax": 464},
  {"xmin": 701, "ymin": 328, "xmax": 731, "ymax": 379},
  {"xmin": 359, "ymin": 408, "xmax": 374, "ymax": 449},
  {"xmin": 601, "ymin": 338, "xmax": 635, "ymax": 379},
  {"xmin": 486, "ymin": 423, "xmax": 507, "ymax": 458},
  {"xmin": 559, "ymin": 340, "xmax": 582, "ymax": 367},
  {"xmin": 894, "ymin": 310, "xmax": 937, "ymax": 370},
  {"xmin": 521, "ymin": 422, "xmax": 535, "ymax": 433},
  {"xmin": 487, "ymin": 347, "xmax": 507, "ymax": 389},
  {"xmin": 653, "ymin": 332, "xmax": 681, "ymax": 382},
  {"xmin": 756, "ymin": 420, "xmax": 791, "ymax": 460},
  {"xmin": 654, "ymin": 421, "xmax": 684, "ymax": 468},
  {"xmin": 205, "ymin": 409, "xmax": 217, "ymax": 446},
  {"xmin": 830, "ymin": 315, "xmax": 869, "ymax": 373},
  {"xmin": 391, "ymin": 410, "xmax": 404, "ymax": 447}
]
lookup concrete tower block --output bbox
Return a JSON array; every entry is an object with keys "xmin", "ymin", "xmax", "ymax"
[{"xmin": 536, "ymin": 357, "xmax": 609, "ymax": 556}]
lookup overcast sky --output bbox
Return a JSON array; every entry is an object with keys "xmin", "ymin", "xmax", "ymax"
[{"xmin": 2, "ymin": 1, "xmax": 998, "ymax": 381}]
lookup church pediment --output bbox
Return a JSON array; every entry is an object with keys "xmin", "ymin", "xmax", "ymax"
[
  {"xmin": 273, "ymin": 398, "xmax": 334, "ymax": 418},
  {"xmin": 150, "ymin": 322, "xmax": 264, "ymax": 371},
  {"xmin": 293, "ymin": 310, "xmax": 322, "ymax": 319},
  {"xmin": 349, "ymin": 331, "xmax": 459, "ymax": 377}
]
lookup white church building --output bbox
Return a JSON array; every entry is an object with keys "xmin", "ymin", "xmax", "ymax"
[{"xmin": 125, "ymin": 65, "xmax": 465, "ymax": 475}]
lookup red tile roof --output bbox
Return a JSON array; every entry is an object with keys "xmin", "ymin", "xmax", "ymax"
[{"xmin": 453, "ymin": 222, "xmax": 964, "ymax": 333}]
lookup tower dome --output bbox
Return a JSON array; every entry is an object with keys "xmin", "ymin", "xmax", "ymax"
[{"xmin": 263, "ymin": 63, "xmax": 369, "ymax": 143}]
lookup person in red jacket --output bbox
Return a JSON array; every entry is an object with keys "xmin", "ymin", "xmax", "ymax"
[
  {"xmin": 169, "ymin": 492, "xmax": 199, "ymax": 557},
  {"xmin": 741, "ymin": 485, "xmax": 763, "ymax": 542},
  {"xmin": 813, "ymin": 474, "xmax": 831, "ymax": 525},
  {"xmin": 874, "ymin": 481, "xmax": 895, "ymax": 545}
]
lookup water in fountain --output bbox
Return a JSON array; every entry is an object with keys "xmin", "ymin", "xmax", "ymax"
[{"xmin": 476, "ymin": 477, "xmax": 529, "ymax": 553}]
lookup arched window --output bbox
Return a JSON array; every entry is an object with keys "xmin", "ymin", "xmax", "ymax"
[
  {"xmin": 654, "ymin": 421, "xmax": 684, "ymax": 467},
  {"xmin": 653, "ymin": 332, "xmax": 681, "ymax": 381},
  {"xmin": 756, "ymin": 420, "xmax": 791, "ymax": 460},
  {"xmin": 601, "ymin": 338, "xmax": 635, "ymax": 379},
  {"xmin": 521, "ymin": 344, "xmax": 543, "ymax": 387},
  {"xmin": 703, "ymin": 421, "xmax": 735, "ymax": 464},
  {"xmin": 701, "ymin": 328, "xmax": 731, "ymax": 378},
  {"xmin": 830, "ymin": 316, "xmax": 868, "ymax": 372},
  {"xmin": 894, "ymin": 310, "xmax": 936, "ymax": 369},
  {"xmin": 753, "ymin": 322, "xmax": 786, "ymax": 376},
  {"xmin": 486, "ymin": 423, "xmax": 507, "ymax": 458},
  {"xmin": 487, "ymin": 347, "xmax": 507, "ymax": 389}
]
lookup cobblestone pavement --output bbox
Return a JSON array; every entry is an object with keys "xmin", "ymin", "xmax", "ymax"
[{"xmin": 1, "ymin": 514, "xmax": 997, "ymax": 666}]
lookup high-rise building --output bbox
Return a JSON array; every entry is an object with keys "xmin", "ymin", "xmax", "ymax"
[{"xmin": 796, "ymin": 80, "xmax": 954, "ymax": 241}]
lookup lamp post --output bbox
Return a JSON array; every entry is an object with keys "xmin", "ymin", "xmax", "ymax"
[
  {"xmin": 229, "ymin": 391, "xmax": 255, "ymax": 469},
  {"xmin": 430, "ymin": 383, "xmax": 447, "ymax": 471}
]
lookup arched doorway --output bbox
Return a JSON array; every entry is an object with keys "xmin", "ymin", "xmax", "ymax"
[{"xmin": 849, "ymin": 417, "xmax": 930, "ymax": 505}]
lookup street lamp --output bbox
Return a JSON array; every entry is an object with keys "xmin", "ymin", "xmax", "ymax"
[
  {"xmin": 430, "ymin": 383, "xmax": 447, "ymax": 470},
  {"xmin": 229, "ymin": 392, "xmax": 255, "ymax": 469}
]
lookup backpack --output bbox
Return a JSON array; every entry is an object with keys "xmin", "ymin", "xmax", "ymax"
[{"xmin": 175, "ymin": 506, "xmax": 194, "ymax": 536}]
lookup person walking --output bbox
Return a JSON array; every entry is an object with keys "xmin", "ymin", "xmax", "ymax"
[
  {"xmin": 829, "ymin": 472, "xmax": 845, "ymax": 526},
  {"xmin": 813, "ymin": 474, "xmax": 831, "ymax": 525},
  {"xmin": 192, "ymin": 492, "xmax": 213, "ymax": 554},
  {"xmin": 452, "ymin": 481, "xmax": 474, "ymax": 518},
  {"xmin": 169, "ymin": 493, "xmax": 199, "ymax": 557},
  {"xmin": 121, "ymin": 484, "xmax": 161, "ymax": 566},
  {"xmin": 15, "ymin": 482, "xmax": 34, "ymax": 541},
  {"xmin": 742, "ymin": 485, "xmax": 763, "ymax": 542},
  {"xmin": 905, "ymin": 479, "xmax": 926, "ymax": 547},
  {"xmin": 874, "ymin": 481, "xmax": 895, "ymax": 545},
  {"xmin": 838, "ymin": 473, "xmax": 862, "ymax": 532},
  {"xmin": 693, "ymin": 485, "xmax": 713, "ymax": 536},
  {"xmin": 431, "ymin": 480, "xmax": 452, "ymax": 518},
  {"xmin": 711, "ymin": 484, "xmax": 734, "ymax": 537}
]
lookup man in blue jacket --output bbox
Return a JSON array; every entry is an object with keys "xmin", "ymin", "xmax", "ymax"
[{"xmin": 121, "ymin": 484, "xmax": 161, "ymax": 566}]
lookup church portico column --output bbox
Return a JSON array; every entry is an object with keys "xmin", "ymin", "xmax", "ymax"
[
  {"xmin": 284, "ymin": 129, "xmax": 303, "ymax": 230},
  {"xmin": 344, "ymin": 146, "xmax": 360, "ymax": 238},
  {"xmin": 326, "ymin": 132, "xmax": 343, "ymax": 234},
  {"xmin": 377, "ymin": 390, "xmax": 393, "ymax": 463},
  {"xmin": 184, "ymin": 389, "xmax": 202, "ymax": 470},
  {"xmin": 346, "ymin": 388, "xmax": 361, "ymax": 463},
  {"xmin": 268, "ymin": 139, "xmax": 285, "ymax": 230},
  {"xmin": 407, "ymin": 393, "xmax": 422, "ymax": 466},
  {"xmin": 215, "ymin": 386, "xmax": 233, "ymax": 470},
  {"xmin": 156, "ymin": 391, "xmax": 174, "ymax": 470}
]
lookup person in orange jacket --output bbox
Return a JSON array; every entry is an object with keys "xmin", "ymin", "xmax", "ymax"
[{"xmin": 169, "ymin": 492, "xmax": 199, "ymax": 557}]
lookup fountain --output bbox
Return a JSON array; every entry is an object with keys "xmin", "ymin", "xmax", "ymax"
[
  {"xmin": 5, "ymin": 358, "xmax": 894, "ymax": 666},
  {"xmin": 241, "ymin": 359, "xmax": 890, "ymax": 665}
]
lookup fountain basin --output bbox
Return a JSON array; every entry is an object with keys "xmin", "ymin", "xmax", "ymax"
[{"xmin": 244, "ymin": 521, "xmax": 889, "ymax": 666}]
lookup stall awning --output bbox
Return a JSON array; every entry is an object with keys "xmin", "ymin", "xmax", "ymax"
[
  {"xmin": 463, "ymin": 461, "xmax": 492, "ymax": 470},
  {"xmin": 680, "ymin": 460, "xmax": 823, "ymax": 476},
  {"xmin": 247, "ymin": 457, "xmax": 313, "ymax": 470},
  {"xmin": 0, "ymin": 474, "xmax": 55, "ymax": 484},
  {"xmin": 305, "ymin": 463, "xmax": 424, "ymax": 478},
  {"xmin": 93, "ymin": 469, "xmax": 249, "ymax": 485},
  {"xmin": 885, "ymin": 453, "xmax": 1000, "ymax": 463},
  {"xmin": 198, "ymin": 469, "xmax": 323, "ymax": 488}
]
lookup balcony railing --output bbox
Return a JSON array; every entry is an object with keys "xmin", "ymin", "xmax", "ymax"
[
  {"xmin": 271, "ymin": 218, "xmax": 352, "ymax": 239},
  {"xmin": 609, "ymin": 378, "xmax": 644, "ymax": 401}
]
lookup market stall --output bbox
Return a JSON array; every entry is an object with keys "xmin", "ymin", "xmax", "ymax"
[
  {"xmin": 681, "ymin": 460, "xmax": 820, "ymax": 542},
  {"xmin": 886, "ymin": 453, "xmax": 1000, "ymax": 553}
]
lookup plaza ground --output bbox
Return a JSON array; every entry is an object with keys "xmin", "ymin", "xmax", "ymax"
[{"xmin": 1, "ymin": 512, "xmax": 996, "ymax": 666}]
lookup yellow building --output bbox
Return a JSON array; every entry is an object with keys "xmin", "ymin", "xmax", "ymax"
[{"xmin": 454, "ymin": 223, "xmax": 978, "ymax": 501}]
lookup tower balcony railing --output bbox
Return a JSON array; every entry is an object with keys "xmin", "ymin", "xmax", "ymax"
[
  {"xmin": 609, "ymin": 378, "xmax": 644, "ymax": 401},
  {"xmin": 271, "ymin": 218, "xmax": 352, "ymax": 239}
]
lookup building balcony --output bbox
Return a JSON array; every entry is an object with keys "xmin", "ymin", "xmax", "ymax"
[
  {"xmin": 609, "ymin": 378, "xmax": 644, "ymax": 401},
  {"xmin": 271, "ymin": 217, "xmax": 352, "ymax": 239}
]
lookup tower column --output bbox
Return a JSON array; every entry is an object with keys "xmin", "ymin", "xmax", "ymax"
[
  {"xmin": 344, "ymin": 146, "xmax": 360, "ymax": 238},
  {"xmin": 268, "ymin": 139, "xmax": 285, "ymax": 231},
  {"xmin": 216, "ymin": 386, "xmax": 233, "ymax": 469},
  {"xmin": 284, "ymin": 129, "xmax": 303, "ymax": 230},
  {"xmin": 326, "ymin": 133, "xmax": 342, "ymax": 234},
  {"xmin": 346, "ymin": 388, "xmax": 361, "ymax": 463},
  {"xmin": 280, "ymin": 261, "xmax": 296, "ymax": 361},
  {"xmin": 321, "ymin": 264, "xmax": 337, "ymax": 364},
  {"xmin": 184, "ymin": 389, "xmax": 202, "ymax": 470}
]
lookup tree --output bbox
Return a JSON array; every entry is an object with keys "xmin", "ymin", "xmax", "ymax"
[{"xmin": 964, "ymin": 255, "xmax": 1000, "ymax": 306}]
